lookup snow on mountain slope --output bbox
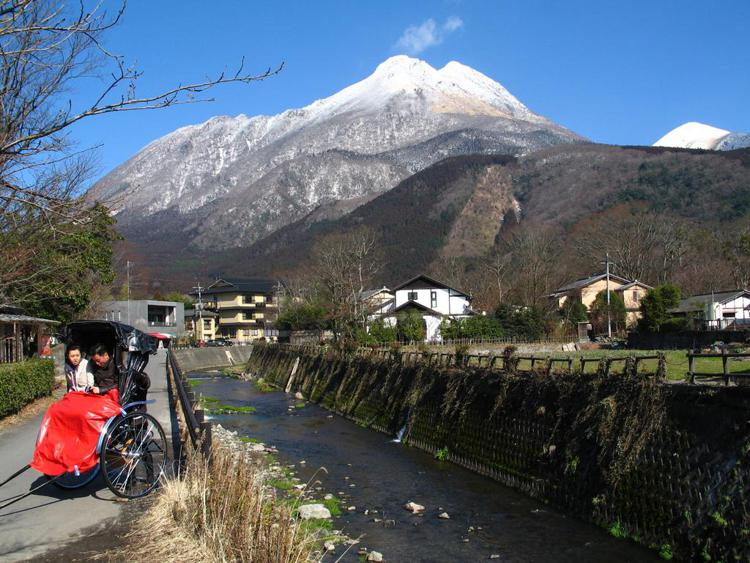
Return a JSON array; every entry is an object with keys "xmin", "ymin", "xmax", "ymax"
[
  {"xmin": 90, "ymin": 55, "xmax": 584, "ymax": 251},
  {"xmin": 653, "ymin": 122, "xmax": 731, "ymax": 150}
]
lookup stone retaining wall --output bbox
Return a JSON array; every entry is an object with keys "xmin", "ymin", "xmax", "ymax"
[
  {"xmin": 172, "ymin": 346, "xmax": 253, "ymax": 372},
  {"xmin": 247, "ymin": 344, "xmax": 750, "ymax": 561}
]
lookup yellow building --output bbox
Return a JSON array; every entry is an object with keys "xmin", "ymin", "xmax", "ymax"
[
  {"xmin": 197, "ymin": 278, "xmax": 280, "ymax": 343},
  {"xmin": 550, "ymin": 273, "xmax": 651, "ymax": 329},
  {"xmin": 184, "ymin": 308, "xmax": 218, "ymax": 342}
]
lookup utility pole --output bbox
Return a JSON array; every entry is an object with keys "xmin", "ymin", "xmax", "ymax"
[
  {"xmin": 600, "ymin": 253, "xmax": 615, "ymax": 338},
  {"xmin": 192, "ymin": 283, "xmax": 205, "ymax": 340},
  {"xmin": 126, "ymin": 260, "xmax": 132, "ymax": 325}
]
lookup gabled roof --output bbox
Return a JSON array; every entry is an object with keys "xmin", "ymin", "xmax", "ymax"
[
  {"xmin": 199, "ymin": 278, "xmax": 279, "ymax": 295},
  {"xmin": 673, "ymin": 290, "xmax": 750, "ymax": 313},
  {"xmin": 390, "ymin": 300, "xmax": 444, "ymax": 317},
  {"xmin": 552, "ymin": 273, "xmax": 632, "ymax": 294},
  {"xmin": 392, "ymin": 274, "xmax": 470, "ymax": 298},
  {"xmin": 358, "ymin": 287, "xmax": 392, "ymax": 301},
  {"xmin": 615, "ymin": 280, "xmax": 652, "ymax": 291}
]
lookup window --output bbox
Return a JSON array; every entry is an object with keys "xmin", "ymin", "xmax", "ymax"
[
  {"xmin": 203, "ymin": 319, "xmax": 211, "ymax": 329},
  {"xmin": 632, "ymin": 290, "xmax": 639, "ymax": 302},
  {"xmin": 242, "ymin": 329, "xmax": 251, "ymax": 337},
  {"xmin": 243, "ymin": 311, "xmax": 252, "ymax": 320},
  {"xmin": 407, "ymin": 291, "xmax": 418, "ymax": 301},
  {"xmin": 430, "ymin": 290, "xmax": 437, "ymax": 309}
]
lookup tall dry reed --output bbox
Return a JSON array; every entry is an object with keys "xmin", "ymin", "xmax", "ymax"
[{"xmin": 125, "ymin": 444, "xmax": 322, "ymax": 562}]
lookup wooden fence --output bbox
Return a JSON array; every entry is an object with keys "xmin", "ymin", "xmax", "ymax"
[{"xmin": 687, "ymin": 351, "xmax": 750, "ymax": 386}]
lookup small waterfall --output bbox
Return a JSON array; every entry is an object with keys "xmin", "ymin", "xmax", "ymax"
[
  {"xmin": 392, "ymin": 409, "xmax": 410, "ymax": 443},
  {"xmin": 392, "ymin": 424, "xmax": 407, "ymax": 443}
]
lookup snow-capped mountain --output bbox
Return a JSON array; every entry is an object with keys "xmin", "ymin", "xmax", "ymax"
[
  {"xmin": 653, "ymin": 121, "xmax": 750, "ymax": 150},
  {"xmin": 90, "ymin": 55, "xmax": 584, "ymax": 251}
]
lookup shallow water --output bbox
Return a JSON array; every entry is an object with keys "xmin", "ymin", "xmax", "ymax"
[{"xmin": 191, "ymin": 374, "xmax": 657, "ymax": 562}]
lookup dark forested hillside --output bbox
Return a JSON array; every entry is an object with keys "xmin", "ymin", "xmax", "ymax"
[{"xmin": 119, "ymin": 144, "xmax": 750, "ymax": 305}]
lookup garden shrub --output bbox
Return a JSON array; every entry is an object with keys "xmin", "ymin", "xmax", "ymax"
[{"xmin": 0, "ymin": 358, "xmax": 55, "ymax": 419}]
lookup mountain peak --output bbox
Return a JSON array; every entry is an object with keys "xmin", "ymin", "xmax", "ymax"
[
  {"xmin": 654, "ymin": 121, "xmax": 731, "ymax": 150},
  {"xmin": 317, "ymin": 56, "xmax": 536, "ymax": 121},
  {"xmin": 373, "ymin": 55, "xmax": 435, "ymax": 76}
]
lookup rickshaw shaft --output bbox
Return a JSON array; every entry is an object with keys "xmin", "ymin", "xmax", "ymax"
[{"xmin": 0, "ymin": 464, "xmax": 30, "ymax": 488}]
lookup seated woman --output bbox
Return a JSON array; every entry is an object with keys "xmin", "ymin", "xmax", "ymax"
[{"xmin": 64, "ymin": 345, "xmax": 94, "ymax": 392}]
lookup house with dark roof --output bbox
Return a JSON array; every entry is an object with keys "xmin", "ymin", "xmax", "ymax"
[
  {"xmin": 376, "ymin": 274, "xmax": 474, "ymax": 342},
  {"xmin": 549, "ymin": 273, "xmax": 652, "ymax": 328},
  {"xmin": 195, "ymin": 278, "xmax": 282, "ymax": 342},
  {"xmin": 671, "ymin": 290, "xmax": 750, "ymax": 330}
]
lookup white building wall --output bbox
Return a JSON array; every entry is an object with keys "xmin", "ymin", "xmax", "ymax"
[
  {"xmin": 721, "ymin": 296, "xmax": 750, "ymax": 320},
  {"xmin": 394, "ymin": 288, "xmax": 470, "ymax": 316}
]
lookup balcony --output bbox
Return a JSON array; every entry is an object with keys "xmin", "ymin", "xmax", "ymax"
[{"xmin": 148, "ymin": 320, "xmax": 176, "ymax": 327}]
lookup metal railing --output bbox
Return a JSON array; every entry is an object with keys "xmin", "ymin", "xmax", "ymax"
[{"xmin": 167, "ymin": 350, "xmax": 212, "ymax": 454}]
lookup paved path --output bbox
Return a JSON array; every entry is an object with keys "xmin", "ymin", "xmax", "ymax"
[{"xmin": 0, "ymin": 349, "xmax": 173, "ymax": 561}]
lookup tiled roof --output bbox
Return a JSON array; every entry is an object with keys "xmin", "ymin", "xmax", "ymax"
[
  {"xmin": 0, "ymin": 314, "xmax": 59, "ymax": 324},
  {"xmin": 392, "ymin": 274, "xmax": 470, "ymax": 297},
  {"xmin": 200, "ymin": 278, "xmax": 279, "ymax": 295},
  {"xmin": 552, "ymin": 273, "xmax": 632, "ymax": 294},
  {"xmin": 673, "ymin": 290, "xmax": 750, "ymax": 313}
]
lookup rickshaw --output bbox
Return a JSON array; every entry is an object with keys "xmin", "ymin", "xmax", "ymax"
[{"xmin": 0, "ymin": 321, "xmax": 169, "ymax": 510}]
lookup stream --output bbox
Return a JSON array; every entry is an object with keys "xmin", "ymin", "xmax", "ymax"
[{"xmin": 191, "ymin": 372, "xmax": 658, "ymax": 562}]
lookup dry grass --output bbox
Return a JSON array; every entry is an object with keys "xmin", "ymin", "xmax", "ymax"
[{"xmin": 124, "ymin": 444, "xmax": 324, "ymax": 563}]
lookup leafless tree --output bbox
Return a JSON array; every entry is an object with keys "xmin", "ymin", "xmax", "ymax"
[
  {"xmin": 0, "ymin": 0, "xmax": 282, "ymax": 305},
  {"xmin": 503, "ymin": 226, "xmax": 559, "ymax": 307},
  {"xmin": 482, "ymin": 249, "xmax": 511, "ymax": 307},
  {"xmin": 573, "ymin": 212, "xmax": 689, "ymax": 284},
  {"xmin": 723, "ymin": 227, "xmax": 750, "ymax": 290},
  {"xmin": 311, "ymin": 227, "xmax": 381, "ymax": 339}
]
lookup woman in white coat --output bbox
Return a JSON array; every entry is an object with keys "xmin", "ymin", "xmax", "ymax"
[{"xmin": 64, "ymin": 344, "xmax": 94, "ymax": 392}]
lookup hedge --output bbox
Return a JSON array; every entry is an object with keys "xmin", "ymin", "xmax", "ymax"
[{"xmin": 0, "ymin": 358, "xmax": 55, "ymax": 419}]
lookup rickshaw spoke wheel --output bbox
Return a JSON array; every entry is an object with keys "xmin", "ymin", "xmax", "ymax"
[
  {"xmin": 101, "ymin": 412, "xmax": 167, "ymax": 499},
  {"xmin": 46, "ymin": 465, "xmax": 100, "ymax": 489}
]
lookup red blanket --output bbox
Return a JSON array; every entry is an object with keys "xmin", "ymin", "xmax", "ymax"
[{"xmin": 30, "ymin": 390, "xmax": 121, "ymax": 476}]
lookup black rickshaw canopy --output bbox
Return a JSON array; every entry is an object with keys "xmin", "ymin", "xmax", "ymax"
[{"xmin": 63, "ymin": 320, "xmax": 158, "ymax": 355}]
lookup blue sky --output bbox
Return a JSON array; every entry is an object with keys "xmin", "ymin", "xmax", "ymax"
[{"xmin": 70, "ymin": 0, "xmax": 750, "ymax": 180}]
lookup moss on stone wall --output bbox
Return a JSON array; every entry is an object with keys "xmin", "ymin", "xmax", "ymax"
[{"xmin": 247, "ymin": 344, "xmax": 750, "ymax": 561}]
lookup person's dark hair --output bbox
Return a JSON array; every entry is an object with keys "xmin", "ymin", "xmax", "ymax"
[
  {"xmin": 91, "ymin": 343, "xmax": 110, "ymax": 357},
  {"xmin": 65, "ymin": 344, "xmax": 82, "ymax": 365}
]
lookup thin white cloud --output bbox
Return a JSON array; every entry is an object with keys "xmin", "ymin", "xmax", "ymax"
[
  {"xmin": 395, "ymin": 16, "xmax": 464, "ymax": 54},
  {"xmin": 443, "ymin": 16, "xmax": 463, "ymax": 33}
]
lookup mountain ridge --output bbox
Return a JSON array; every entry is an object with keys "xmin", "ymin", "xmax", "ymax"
[{"xmin": 89, "ymin": 55, "xmax": 585, "ymax": 253}]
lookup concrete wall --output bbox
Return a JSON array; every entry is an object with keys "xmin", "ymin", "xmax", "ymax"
[
  {"xmin": 172, "ymin": 346, "xmax": 253, "ymax": 372},
  {"xmin": 248, "ymin": 344, "xmax": 750, "ymax": 562},
  {"xmin": 100, "ymin": 300, "xmax": 185, "ymax": 337}
]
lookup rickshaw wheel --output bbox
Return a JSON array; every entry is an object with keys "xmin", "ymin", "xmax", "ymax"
[
  {"xmin": 101, "ymin": 411, "xmax": 167, "ymax": 499},
  {"xmin": 46, "ymin": 465, "xmax": 100, "ymax": 489}
]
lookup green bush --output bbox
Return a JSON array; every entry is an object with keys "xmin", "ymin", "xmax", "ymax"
[
  {"xmin": 0, "ymin": 358, "xmax": 55, "ymax": 419},
  {"xmin": 441, "ymin": 316, "xmax": 504, "ymax": 340}
]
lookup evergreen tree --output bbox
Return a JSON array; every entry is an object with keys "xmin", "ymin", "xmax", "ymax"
[
  {"xmin": 588, "ymin": 290, "xmax": 626, "ymax": 335},
  {"xmin": 396, "ymin": 310, "xmax": 426, "ymax": 342},
  {"xmin": 638, "ymin": 284, "xmax": 682, "ymax": 332}
]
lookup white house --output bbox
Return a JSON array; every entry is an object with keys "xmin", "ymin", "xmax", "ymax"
[
  {"xmin": 672, "ymin": 290, "xmax": 750, "ymax": 330},
  {"xmin": 377, "ymin": 274, "xmax": 474, "ymax": 342}
]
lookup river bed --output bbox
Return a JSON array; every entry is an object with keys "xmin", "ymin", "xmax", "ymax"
[{"xmin": 191, "ymin": 372, "xmax": 657, "ymax": 562}]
